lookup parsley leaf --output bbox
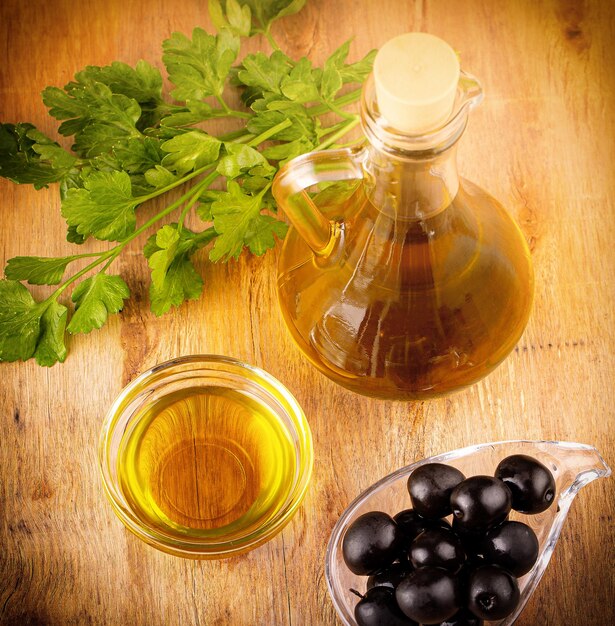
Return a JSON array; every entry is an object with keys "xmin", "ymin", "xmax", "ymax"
[
  {"xmin": 195, "ymin": 189, "xmax": 222, "ymax": 221},
  {"xmin": 147, "ymin": 225, "xmax": 182, "ymax": 290},
  {"xmin": 262, "ymin": 136, "xmax": 314, "ymax": 164},
  {"xmin": 209, "ymin": 0, "xmax": 252, "ymax": 37},
  {"xmin": 0, "ymin": 281, "xmax": 68, "ymax": 366},
  {"xmin": 0, "ymin": 123, "xmax": 76, "ymax": 189},
  {"xmin": 0, "ymin": 280, "xmax": 45, "ymax": 362},
  {"xmin": 66, "ymin": 225, "xmax": 88, "ymax": 245},
  {"xmin": 163, "ymin": 28, "xmax": 239, "ymax": 100},
  {"xmin": 245, "ymin": 214, "xmax": 288, "ymax": 255},
  {"xmin": 34, "ymin": 300, "xmax": 68, "ymax": 366},
  {"xmin": 0, "ymin": 3, "xmax": 376, "ymax": 365},
  {"xmin": 61, "ymin": 170, "xmax": 137, "ymax": 241},
  {"xmin": 113, "ymin": 137, "xmax": 164, "ymax": 174},
  {"xmin": 160, "ymin": 130, "xmax": 221, "ymax": 175},
  {"xmin": 144, "ymin": 165, "xmax": 178, "ymax": 189},
  {"xmin": 340, "ymin": 48, "xmax": 378, "ymax": 83},
  {"xmin": 72, "ymin": 60, "xmax": 163, "ymax": 106},
  {"xmin": 247, "ymin": 106, "xmax": 315, "ymax": 142},
  {"xmin": 67, "ymin": 273, "xmax": 130, "ymax": 334},
  {"xmin": 27, "ymin": 128, "xmax": 78, "ymax": 171},
  {"xmin": 144, "ymin": 224, "xmax": 216, "ymax": 315},
  {"xmin": 159, "ymin": 101, "xmax": 214, "ymax": 130},
  {"xmin": 5, "ymin": 255, "xmax": 75, "ymax": 285},
  {"xmin": 238, "ymin": 50, "xmax": 291, "ymax": 95},
  {"xmin": 42, "ymin": 82, "xmax": 142, "ymax": 157},
  {"xmin": 216, "ymin": 143, "xmax": 273, "ymax": 179},
  {"xmin": 280, "ymin": 57, "xmax": 319, "ymax": 102},
  {"xmin": 320, "ymin": 40, "xmax": 350, "ymax": 101},
  {"xmin": 209, "ymin": 182, "xmax": 287, "ymax": 261},
  {"xmin": 237, "ymin": 0, "xmax": 306, "ymax": 32}
]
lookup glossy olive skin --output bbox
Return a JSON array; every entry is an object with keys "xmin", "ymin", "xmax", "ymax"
[
  {"xmin": 450, "ymin": 476, "xmax": 512, "ymax": 531},
  {"xmin": 451, "ymin": 518, "xmax": 486, "ymax": 558},
  {"xmin": 395, "ymin": 567, "xmax": 460, "ymax": 624},
  {"xmin": 367, "ymin": 562, "xmax": 414, "ymax": 591},
  {"xmin": 439, "ymin": 608, "xmax": 484, "ymax": 626},
  {"xmin": 409, "ymin": 528, "xmax": 466, "ymax": 572},
  {"xmin": 407, "ymin": 464, "xmax": 466, "ymax": 519},
  {"xmin": 453, "ymin": 558, "xmax": 485, "ymax": 599},
  {"xmin": 482, "ymin": 521, "xmax": 539, "ymax": 577},
  {"xmin": 394, "ymin": 509, "xmax": 452, "ymax": 542},
  {"xmin": 467, "ymin": 565, "xmax": 520, "ymax": 620},
  {"xmin": 495, "ymin": 455, "xmax": 556, "ymax": 514},
  {"xmin": 355, "ymin": 587, "xmax": 419, "ymax": 626},
  {"xmin": 343, "ymin": 511, "xmax": 405, "ymax": 575}
]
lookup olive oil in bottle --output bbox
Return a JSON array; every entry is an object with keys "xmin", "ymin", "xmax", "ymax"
[
  {"xmin": 277, "ymin": 180, "xmax": 533, "ymax": 400},
  {"xmin": 118, "ymin": 386, "xmax": 297, "ymax": 542}
]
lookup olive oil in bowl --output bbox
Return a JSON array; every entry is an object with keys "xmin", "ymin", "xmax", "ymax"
[
  {"xmin": 120, "ymin": 386, "xmax": 297, "ymax": 541},
  {"xmin": 100, "ymin": 356, "xmax": 313, "ymax": 558}
]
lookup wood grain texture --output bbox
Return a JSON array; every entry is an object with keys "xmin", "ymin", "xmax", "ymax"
[{"xmin": 1, "ymin": 1, "xmax": 614, "ymax": 624}]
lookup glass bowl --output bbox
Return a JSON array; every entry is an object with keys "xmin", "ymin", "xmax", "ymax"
[
  {"xmin": 99, "ymin": 355, "xmax": 313, "ymax": 559},
  {"xmin": 325, "ymin": 440, "xmax": 611, "ymax": 625}
]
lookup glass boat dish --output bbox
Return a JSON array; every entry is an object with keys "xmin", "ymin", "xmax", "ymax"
[{"xmin": 325, "ymin": 440, "xmax": 610, "ymax": 624}]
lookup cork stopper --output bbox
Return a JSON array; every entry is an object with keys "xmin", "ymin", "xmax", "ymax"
[{"xmin": 374, "ymin": 33, "xmax": 460, "ymax": 134}]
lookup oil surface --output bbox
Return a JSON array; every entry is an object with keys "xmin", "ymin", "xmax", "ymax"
[
  {"xmin": 119, "ymin": 387, "xmax": 297, "ymax": 541},
  {"xmin": 278, "ymin": 180, "xmax": 534, "ymax": 399}
]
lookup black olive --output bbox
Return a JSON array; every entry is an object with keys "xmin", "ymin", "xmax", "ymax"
[
  {"xmin": 407, "ymin": 463, "xmax": 465, "ymax": 519},
  {"xmin": 467, "ymin": 565, "xmax": 520, "ymax": 620},
  {"xmin": 482, "ymin": 520, "xmax": 539, "ymax": 577},
  {"xmin": 495, "ymin": 454, "xmax": 556, "ymax": 514},
  {"xmin": 450, "ymin": 476, "xmax": 512, "ymax": 531},
  {"xmin": 342, "ymin": 511, "xmax": 405, "ymax": 575}
]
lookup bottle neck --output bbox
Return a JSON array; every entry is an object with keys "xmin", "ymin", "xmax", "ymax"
[
  {"xmin": 362, "ymin": 142, "xmax": 460, "ymax": 220},
  {"xmin": 356, "ymin": 71, "xmax": 483, "ymax": 221}
]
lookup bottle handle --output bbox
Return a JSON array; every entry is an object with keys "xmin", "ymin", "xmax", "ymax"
[{"xmin": 272, "ymin": 146, "xmax": 365, "ymax": 255}]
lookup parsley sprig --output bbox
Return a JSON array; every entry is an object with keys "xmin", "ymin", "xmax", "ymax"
[{"xmin": 0, "ymin": 0, "xmax": 376, "ymax": 366}]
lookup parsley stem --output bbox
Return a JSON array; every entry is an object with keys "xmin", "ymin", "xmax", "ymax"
[
  {"xmin": 216, "ymin": 95, "xmax": 230, "ymax": 112},
  {"xmin": 247, "ymin": 119, "xmax": 292, "ymax": 147},
  {"xmin": 219, "ymin": 129, "xmax": 252, "ymax": 142},
  {"xmin": 264, "ymin": 27, "xmax": 296, "ymax": 66},
  {"xmin": 100, "ymin": 249, "xmax": 122, "ymax": 273},
  {"xmin": 319, "ymin": 120, "xmax": 352, "ymax": 138},
  {"xmin": 233, "ymin": 133, "xmax": 256, "ymax": 144},
  {"xmin": 264, "ymin": 28, "xmax": 281, "ymax": 52},
  {"xmin": 49, "ymin": 174, "xmax": 217, "ymax": 300},
  {"xmin": 307, "ymin": 87, "xmax": 363, "ymax": 117},
  {"xmin": 315, "ymin": 116, "xmax": 360, "ymax": 151},
  {"xmin": 126, "ymin": 175, "xmax": 214, "ymax": 246},
  {"xmin": 136, "ymin": 164, "xmax": 213, "ymax": 203},
  {"xmin": 325, "ymin": 99, "xmax": 357, "ymax": 121},
  {"xmin": 177, "ymin": 172, "xmax": 219, "ymax": 231},
  {"xmin": 213, "ymin": 109, "xmax": 251, "ymax": 119},
  {"xmin": 225, "ymin": 111, "xmax": 252, "ymax": 119},
  {"xmin": 155, "ymin": 103, "xmax": 186, "ymax": 114},
  {"xmin": 68, "ymin": 251, "xmax": 109, "ymax": 259},
  {"xmin": 51, "ymin": 253, "xmax": 115, "ymax": 300},
  {"xmin": 216, "ymin": 95, "xmax": 251, "ymax": 119}
]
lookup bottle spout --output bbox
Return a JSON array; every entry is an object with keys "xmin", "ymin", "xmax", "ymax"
[{"xmin": 456, "ymin": 71, "xmax": 483, "ymax": 114}]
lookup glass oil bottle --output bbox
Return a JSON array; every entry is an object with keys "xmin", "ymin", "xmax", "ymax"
[{"xmin": 273, "ymin": 33, "xmax": 533, "ymax": 400}]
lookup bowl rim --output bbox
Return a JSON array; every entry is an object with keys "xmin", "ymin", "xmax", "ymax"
[{"xmin": 99, "ymin": 354, "xmax": 314, "ymax": 559}]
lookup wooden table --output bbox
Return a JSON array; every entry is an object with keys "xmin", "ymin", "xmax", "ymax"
[{"xmin": 1, "ymin": 1, "xmax": 613, "ymax": 624}]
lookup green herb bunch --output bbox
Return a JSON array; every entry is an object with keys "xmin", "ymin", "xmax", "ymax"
[{"xmin": 0, "ymin": 0, "xmax": 375, "ymax": 366}]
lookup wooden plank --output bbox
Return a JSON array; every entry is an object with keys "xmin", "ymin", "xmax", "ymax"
[{"xmin": 0, "ymin": 0, "xmax": 613, "ymax": 624}]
